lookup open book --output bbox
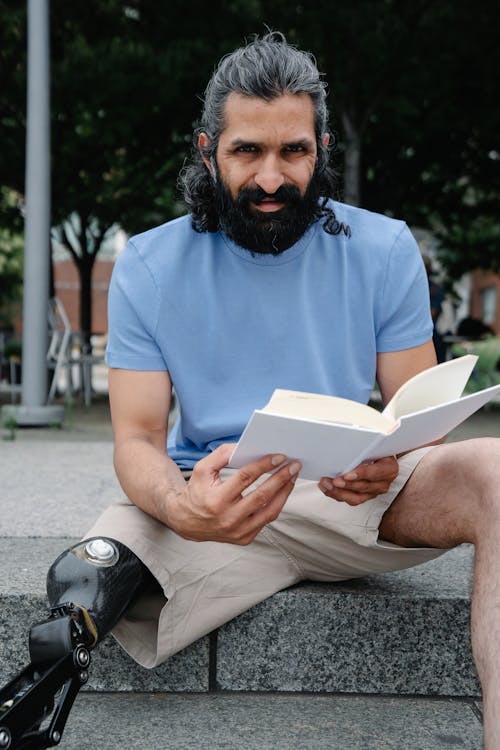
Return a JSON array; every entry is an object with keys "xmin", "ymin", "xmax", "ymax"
[{"xmin": 228, "ymin": 355, "xmax": 500, "ymax": 480}]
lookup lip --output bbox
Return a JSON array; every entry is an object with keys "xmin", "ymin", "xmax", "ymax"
[{"xmin": 252, "ymin": 200, "xmax": 285, "ymax": 213}]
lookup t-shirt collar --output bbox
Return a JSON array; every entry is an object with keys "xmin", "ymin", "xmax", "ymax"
[{"xmin": 220, "ymin": 220, "xmax": 318, "ymax": 265}]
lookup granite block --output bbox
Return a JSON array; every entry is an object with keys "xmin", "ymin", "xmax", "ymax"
[
  {"xmin": 0, "ymin": 540, "xmax": 479, "ymax": 697},
  {"xmin": 0, "ymin": 596, "xmax": 209, "ymax": 692},
  {"xmin": 217, "ymin": 546, "xmax": 480, "ymax": 696},
  {"xmin": 0, "ymin": 538, "xmax": 209, "ymax": 692},
  {"xmin": 60, "ymin": 693, "xmax": 483, "ymax": 749},
  {"xmin": 84, "ymin": 634, "xmax": 209, "ymax": 692}
]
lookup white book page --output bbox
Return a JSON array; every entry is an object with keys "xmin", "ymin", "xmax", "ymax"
[
  {"xmin": 368, "ymin": 384, "xmax": 500, "ymax": 461},
  {"xmin": 383, "ymin": 355, "xmax": 478, "ymax": 420},
  {"xmin": 262, "ymin": 389, "xmax": 395, "ymax": 432}
]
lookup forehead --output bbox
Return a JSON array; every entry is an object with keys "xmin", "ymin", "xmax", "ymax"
[{"xmin": 220, "ymin": 92, "xmax": 316, "ymax": 143}]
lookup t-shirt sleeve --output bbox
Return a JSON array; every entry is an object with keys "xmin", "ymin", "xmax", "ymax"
[
  {"xmin": 375, "ymin": 224, "xmax": 433, "ymax": 352},
  {"xmin": 105, "ymin": 240, "xmax": 168, "ymax": 371}
]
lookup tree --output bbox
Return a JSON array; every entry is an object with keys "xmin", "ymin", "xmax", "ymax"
[
  {"xmin": 263, "ymin": 0, "xmax": 500, "ymax": 284},
  {"xmin": 0, "ymin": 189, "xmax": 23, "ymax": 326},
  {"xmin": 1, "ymin": 0, "xmax": 498, "ymax": 316},
  {"xmin": 0, "ymin": 2, "xmax": 26, "ymax": 198},
  {"xmin": 0, "ymin": 1, "xmax": 26, "ymax": 325},
  {"xmin": 1, "ymin": 0, "xmax": 265, "ymax": 344},
  {"xmin": 49, "ymin": 0, "xmax": 271, "ymax": 343},
  {"xmin": 261, "ymin": 0, "xmax": 438, "ymax": 207}
]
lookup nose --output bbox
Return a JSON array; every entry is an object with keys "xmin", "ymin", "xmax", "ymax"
[{"xmin": 254, "ymin": 154, "xmax": 285, "ymax": 195}]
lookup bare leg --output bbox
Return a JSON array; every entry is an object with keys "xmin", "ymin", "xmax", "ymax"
[{"xmin": 379, "ymin": 437, "xmax": 500, "ymax": 749}]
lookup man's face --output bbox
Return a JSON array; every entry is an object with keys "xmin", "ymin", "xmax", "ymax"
[{"xmin": 199, "ymin": 92, "xmax": 329, "ymax": 253}]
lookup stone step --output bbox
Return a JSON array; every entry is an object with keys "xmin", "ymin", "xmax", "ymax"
[
  {"xmin": 53, "ymin": 692, "xmax": 485, "ymax": 750},
  {"xmin": 0, "ymin": 439, "xmax": 480, "ymax": 699},
  {"xmin": 0, "ymin": 538, "xmax": 478, "ymax": 697}
]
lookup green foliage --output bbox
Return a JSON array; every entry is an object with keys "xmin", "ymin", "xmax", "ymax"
[
  {"xmin": 0, "ymin": 189, "xmax": 24, "ymax": 318},
  {"xmin": 0, "ymin": 0, "xmax": 498, "ymax": 299},
  {"xmin": 0, "ymin": 232, "xmax": 23, "ymax": 302},
  {"xmin": 265, "ymin": 0, "xmax": 500, "ymax": 282},
  {"xmin": 49, "ymin": 0, "xmax": 266, "ymax": 236},
  {"xmin": 46, "ymin": 0, "xmax": 269, "ymax": 335},
  {"xmin": 0, "ymin": 1, "xmax": 27, "ymax": 197},
  {"xmin": 2, "ymin": 416, "xmax": 17, "ymax": 441},
  {"xmin": 436, "ymin": 215, "xmax": 500, "ymax": 279}
]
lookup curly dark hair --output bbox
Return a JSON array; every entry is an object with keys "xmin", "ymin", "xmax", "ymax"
[{"xmin": 179, "ymin": 31, "xmax": 350, "ymax": 238}]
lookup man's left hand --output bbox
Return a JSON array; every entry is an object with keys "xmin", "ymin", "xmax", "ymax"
[{"xmin": 318, "ymin": 456, "xmax": 399, "ymax": 506}]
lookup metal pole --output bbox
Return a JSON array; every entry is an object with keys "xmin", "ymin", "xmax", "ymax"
[{"xmin": 2, "ymin": 0, "xmax": 63, "ymax": 425}]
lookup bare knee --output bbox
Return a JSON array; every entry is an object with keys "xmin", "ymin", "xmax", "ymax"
[
  {"xmin": 380, "ymin": 438, "xmax": 500, "ymax": 549},
  {"xmin": 464, "ymin": 437, "xmax": 500, "ymax": 525}
]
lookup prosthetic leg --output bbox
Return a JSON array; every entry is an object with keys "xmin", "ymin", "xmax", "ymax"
[{"xmin": 0, "ymin": 538, "xmax": 153, "ymax": 749}]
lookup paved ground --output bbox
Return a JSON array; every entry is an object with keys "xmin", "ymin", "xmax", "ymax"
[{"xmin": 60, "ymin": 693, "xmax": 484, "ymax": 749}]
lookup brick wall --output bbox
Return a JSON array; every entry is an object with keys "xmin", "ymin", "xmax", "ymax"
[
  {"xmin": 53, "ymin": 258, "xmax": 115, "ymax": 334},
  {"xmin": 469, "ymin": 270, "xmax": 500, "ymax": 334}
]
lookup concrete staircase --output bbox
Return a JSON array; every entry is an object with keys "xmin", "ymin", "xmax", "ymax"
[{"xmin": 0, "ymin": 439, "xmax": 483, "ymax": 748}]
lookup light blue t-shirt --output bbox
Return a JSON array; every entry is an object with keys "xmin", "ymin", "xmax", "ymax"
[{"xmin": 106, "ymin": 201, "xmax": 433, "ymax": 468}]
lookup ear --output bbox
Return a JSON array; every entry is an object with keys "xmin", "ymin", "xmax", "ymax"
[
  {"xmin": 198, "ymin": 132, "xmax": 214, "ymax": 174},
  {"xmin": 321, "ymin": 133, "xmax": 331, "ymax": 148}
]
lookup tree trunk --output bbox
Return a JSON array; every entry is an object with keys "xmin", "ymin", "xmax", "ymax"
[
  {"xmin": 341, "ymin": 110, "xmax": 362, "ymax": 207},
  {"xmin": 79, "ymin": 256, "xmax": 93, "ymax": 351}
]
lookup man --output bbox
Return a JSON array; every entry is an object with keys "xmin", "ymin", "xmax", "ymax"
[{"xmin": 85, "ymin": 32, "xmax": 499, "ymax": 745}]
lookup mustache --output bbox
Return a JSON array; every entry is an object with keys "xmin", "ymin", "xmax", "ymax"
[{"xmin": 236, "ymin": 184, "xmax": 302, "ymax": 207}]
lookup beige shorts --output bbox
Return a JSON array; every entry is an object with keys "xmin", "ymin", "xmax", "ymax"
[{"xmin": 84, "ymin": 446, "xmax": 445, "ymax": 668}]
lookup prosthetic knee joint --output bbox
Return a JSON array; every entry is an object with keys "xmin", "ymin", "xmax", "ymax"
[{"xmin": 0, "ymin": 538, "xmax": 151, "ymax": 749}]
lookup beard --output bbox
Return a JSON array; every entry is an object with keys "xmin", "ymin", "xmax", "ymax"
[{"xmin": 214, "ymin": 169, "xmax": 323, "ymax": 254}]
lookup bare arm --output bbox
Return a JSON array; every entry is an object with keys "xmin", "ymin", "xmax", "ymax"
[
  {"xmin": 318, "ymin": 340, "xmax": 437, "ymax": 506},
  {"xmin": 109, "ymin": 368, "xmax": 300, "ymax": 544},
  {"xmin": 109, "ymin": 368, "xmax": 186, "ymax": 522}
]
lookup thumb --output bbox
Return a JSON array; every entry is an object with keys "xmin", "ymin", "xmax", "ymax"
[{"xmin": 194, "ymin": 443, "xmax": 236, "ymax": 478}]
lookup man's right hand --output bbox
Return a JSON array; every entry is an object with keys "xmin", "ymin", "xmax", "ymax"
[{"xmin": 164, "ymin": 444, "xmax": 301, "ymax": 545}]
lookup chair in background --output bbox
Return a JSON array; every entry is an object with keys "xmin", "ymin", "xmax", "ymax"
[
  {"xmin": 0, "ymin": 331, "xmax": 22, "ymax": 404},
  {"xmin": 47, "ymin": 297, "xmax": 106, "ymax": 407}
]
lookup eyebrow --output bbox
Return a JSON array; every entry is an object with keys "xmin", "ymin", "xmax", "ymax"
[
  {"xmin": 229, "ymin": 138, "xmax": 258, "ymax": 148},
  {"xmin": 228, "ymin": 137, "xmax": 315, "ymax": 149},
  {"xmin": 284, "ymin": 138, "xmax": 315, "ymax": 149}
]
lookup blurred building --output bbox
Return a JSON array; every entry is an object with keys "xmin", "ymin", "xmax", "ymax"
[
  {"xmin": 414, "ymin": 227, "xmax": 499, "ymax": 336},
  {"xmin": 469, "ymin": 270, "xmax": 500, "ymax": 334},
  {"xmin": 51, "ymin": 226, "xmax": 126, "ymax": 336},
  {"xmin": 53, "ymin": 257, "xmax": 114, "ymax": 335}
]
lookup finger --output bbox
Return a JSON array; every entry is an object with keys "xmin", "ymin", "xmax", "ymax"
[
  {"xmin": 332, "ymin": 477, "xmax": 396, "ymax": 495},
  {"xmin": 320, "ymin": 486, "xmax": 377, "ymax": 506},
  {"xmin": 192, "ymin": 443, "xmax": 273, "ymax": 490},
  {"xmin": 319, "ymin": 476, "xmax": 394, "ymax": 498},
  {"xmin": 319, "ymin": 458, "xmax": 398, "ymax": 493},
  {"xmin": 340, "ymin": 456, "xmax": 398, "ymax": 483},
  {"xmin": 238, "ymin": 460, "xmax": 302, "ymax": 514},
  {"xmin": 185, "ymin": 468, "xmax": 299, "ymax": 547},
  {"xmin": 232, "ymin": 474, "xmax": 299, "ymax": 542},
  {"xmin": 194, "ymin": 443, "xmax": 240, "ymax": 477},
  {"xmin": 222, "ymin": 453, "xmax": 290, "ymax": 498},
  {"xmin": 210, "ymin": 462, "xmax": 300, "ymax": 544}
]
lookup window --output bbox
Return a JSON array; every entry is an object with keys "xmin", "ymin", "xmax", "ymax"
[{"xmin": 481, "ymin": 287, "xmax": 497, "ymax": 325}]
